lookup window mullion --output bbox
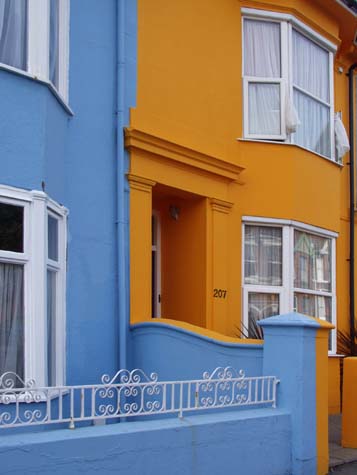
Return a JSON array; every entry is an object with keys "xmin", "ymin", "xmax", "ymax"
[
  {"xmin": 329, "ymin": 52, "xmax": 335, "ymax": 161},
  {"xmin": 27, "ymin": 0, "xmax": 49, "ymax": 80},
  {"xmin": 331, "ymin": 237, "xmax": 337, "ymax": 353},
  {"xmin": 29, "ymin": 192, "xmax": 47, "ymax": 386}
]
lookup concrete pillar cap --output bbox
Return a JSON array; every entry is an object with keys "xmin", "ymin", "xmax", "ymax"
[{"xmin": 258, "ymin": 312, "xmax": 333, "ymax": 329}]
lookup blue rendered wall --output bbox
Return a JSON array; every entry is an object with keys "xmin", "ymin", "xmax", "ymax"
[
  {"xmin": 0, "ymin": 409, "xmax": 292, "ymax": 475},
  {"xmin": 0, "ymin": 0, "xmax": 137, "ymax": 386},
  {"xmin": 64, "ymin": 0, "xmax": 118, "ymax": 383},
  {"xmin": 130, "ymin": 322, "xmax": 263, "ymax": 380}
]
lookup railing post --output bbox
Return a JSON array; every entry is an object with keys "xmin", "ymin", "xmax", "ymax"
[{"xmin": 259, "ymin": 312, "xmax": 332, "ymax": 475}]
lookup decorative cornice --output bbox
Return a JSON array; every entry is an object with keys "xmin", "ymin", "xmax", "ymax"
[
  {"xmin": 125, "ymin": 127, "xmax": 244, "ymax": 183},
  {"xmin": 127, "ymin": 174, "xmax": 156, "ymax": 193},
  {"xmin": 210, "ymin": 198, "xmax": 234, "ymax": 214}
]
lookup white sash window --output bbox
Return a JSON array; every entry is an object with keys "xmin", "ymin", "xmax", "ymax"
[
  {"xmin": 0, "ymin": 185, "xmax": 67, "ymax": 386},
  {"xmin": 242, "ymin": 9, "xmax": 336, "ymax": 161},
  {"xmin": 242, "ymin": 217, "xmax": 337, "ymax": 352},
  {"xmin": 0, "ymin": 0, "xmax": 69, "ymax": 100}
]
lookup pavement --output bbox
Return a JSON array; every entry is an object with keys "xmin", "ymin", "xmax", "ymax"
[
  {"xmin": 329, "ymin": 461, "xmax": 357, "ymax": 474},
  {"xmin": 329, "ymin": 414, "xmax": 357, "ymax": 474}
]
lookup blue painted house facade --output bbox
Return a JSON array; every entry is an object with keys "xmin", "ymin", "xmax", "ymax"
[{"xmin": 0, "ymin": 0, "xmax": 136, "ymax": 389}]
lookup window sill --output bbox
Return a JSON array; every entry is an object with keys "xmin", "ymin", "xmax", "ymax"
[
  {"xmin": 0, "ymin": 63, "xmax": 73, "ymax": 116},
  {"xmin": 328, "ymin": 353, "xmax": 345, "ymax": 358},
  {"xmin": 237, "ymin": 138, "xmax": 344, "ymax": 168}
]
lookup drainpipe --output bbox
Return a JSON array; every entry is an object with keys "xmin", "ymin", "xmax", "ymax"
[
  {"xmin": 116, "ymin": 0, "xmax": 128, "ymax": 372},
  {"xmin": 348, "ymin": 63, "xmax": 357, "ymax": 355}
]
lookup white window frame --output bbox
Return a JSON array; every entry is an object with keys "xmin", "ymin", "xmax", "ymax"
[
  {"xmin": 0, "ymin": 0, "xmax": 70, "ymax": 102},
  {"xmin": 0, "ymin": 185, "xmax": 67, "ymax": 387},
  {"xmin": 242, "ymin": 8, "xmax": 337, "ymax": 161},
  {"xmin": 242, "ymin": 216, "xmax": 337, "ymax": 353}
]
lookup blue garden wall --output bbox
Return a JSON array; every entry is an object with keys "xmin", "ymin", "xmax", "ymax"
[
  {"xmin": 0, "ymin": 409, "xmax": 291, "ymax": 475},
  {"xmin": 130, "ymin": 322, "xmax": 263, "ymax": 381}
]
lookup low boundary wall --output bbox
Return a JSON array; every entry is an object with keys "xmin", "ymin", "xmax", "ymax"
[{"xmin": 0, "ymin": 409, "xmax": 291, "ymax": 475}]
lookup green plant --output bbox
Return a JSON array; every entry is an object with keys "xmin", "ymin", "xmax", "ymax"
[
  {"xmin": 337, "ymin": 327, "xmax": 357, "ymax": 356},
  {"xmin": 235, "ymin": 318, "xmax": 264, "ymax": 340}
]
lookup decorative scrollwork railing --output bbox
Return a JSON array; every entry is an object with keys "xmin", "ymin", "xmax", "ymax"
[{"xmin": 0, "ymin": 367, "xmax": 279, "ymax": 429}]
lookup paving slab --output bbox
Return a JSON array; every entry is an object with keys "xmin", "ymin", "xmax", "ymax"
[{"xmin": 329, "ymin": 415, "xmax": 357, "ymax": 469}]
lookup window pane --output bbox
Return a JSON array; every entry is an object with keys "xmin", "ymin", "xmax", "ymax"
[
  {"xmin": 48, "ymin": 215, "xmax": 58, "ymax": 261},
  {"xmin": 49, "ymin": 0, "xmax": 59, "ymax": 88},
  {"xmin": 292, "ymin": 29, "xmax": 329, "ymax": 103},
  {"xmin": 294, "ymin": 230, "xmax": 331, "ymax": 292},
  {"xmin": 47, "ymin": 269, "xmax": 56, "ymax": 386},
  {"xmin": 294, "ymin": 293, "xmax": 331, "ymax": 321},
  {"xmin": 0, "ymin": 202, "xmax": 23, "ymax": 252},
  {"xmin": 293, "ymin": 89, "xmax": 331, "ymax": 157},
  {"xmin": 0, "ymin": 0, "xmax": 27, "ymax": 71},
  {"xmin": 244, "ymin": 225, "xmax": 282, "ymax": 286},
  {"xmin": 295, "ymin": 292, "xmax": 332, "ymax": 350},
  {"xmin": 0, "ymin": 263, "xmax": 24, "ymax": 381},
  {"xmin": 248, "ymin": 292, "xmax": 279, "ymax": 338},
  {"xmin": 244, "ymin": 19, "xmax": 281, "ymax": 78},
  {"xmin": 248, "ymin": 83, "xmax": 281, "ymax": 136}
]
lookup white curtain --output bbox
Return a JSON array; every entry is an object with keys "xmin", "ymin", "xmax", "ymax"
[
  {"xmin": 292, "ymin": 29, "xmax": 331, "ymax": 156},
  {"xmin": 244, "ymin": 19, "xmax": 281, "ymax": 77},
  {"xmin": 0, "ymin": 263, "xmax": 24, "ymax": 379},
  {"xmin": 248, "ymin": 292, "xmax": 279, "ymax": 337},
  {"xmin": 335, "ymin": 115, "xmax": 350, "ymax": 161},
  {"xmin": 244, "ymin": 226, "xmax": 282, "ymax": 286},
  {"xmin": 0, "ymin": 0, "xmax": 27, "ymax": 70},
  {"xmin": 49, "ymin": 0, "xmax": 59, "ymax": 87},
  {"xmin": 244, "ymin": 20, "xmax": 282, "ymax": 136},
  {"xmin": 248, "ymin": 83, "xmax": 281, "ymax": 135}
]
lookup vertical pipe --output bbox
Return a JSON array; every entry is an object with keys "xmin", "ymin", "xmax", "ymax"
[
  {"xmin": 116, "ymin": 0, "xmax": 128, "ymax": 374},
  {"xmin": 348, "ymin": 64, "xmax": 357, "ymax": 355}
]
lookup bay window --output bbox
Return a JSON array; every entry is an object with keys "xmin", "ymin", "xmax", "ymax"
[
  {"xmin": 243, "ymin": 218, "xmax": 336, "ymax": 351},
  {"xmin": 242, "ymin": 9, "xmax": 336, "ymax": 161},
  {"xmin": 0, "ymin": 186, "xmax": 67, "ymax": 387},
  {"xmin": 0, "ymin": 0, "xmax": 69, "ymax": 100}
]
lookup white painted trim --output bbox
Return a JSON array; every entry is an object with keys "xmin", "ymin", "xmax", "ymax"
[
  {"xmin": 241, "ymin": 8, "xmax": 337, "ymax": 52},
  {"xmin": 242, "ymin": 216, "xmax": 338, "ymax": 238},
  {"xmin": 242, "ymin": 218, "xmax": 337, "ymax": 350},
  {"xmin": 237, "ymin": 138, "xmax": 344, "ymax": 166},
  {"xmin": 0, "ymin": 62, "xmax": 73, "ymax": 115},
  {"xmin": 242, "ymin": 8, "xmax": 337, "ymax": 162},
  {"xmin": 0, "ymin": 187, "xmax": 67, "ymax": 386},
  {"xmin": 5, "ymin": 0, "xmax": 71, "ymax": 108},
  {"xmin": 331, "ymin": 238, "xmax": 337, "ymax": 354},
  {"xmin": 334, "ymin": 0, "xmax": 357, "ymax": 17}
]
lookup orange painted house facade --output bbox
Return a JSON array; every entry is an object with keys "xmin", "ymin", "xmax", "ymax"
[{"xmin": 126, "ymin": 0, "xmax": 357, "ymax": 413}]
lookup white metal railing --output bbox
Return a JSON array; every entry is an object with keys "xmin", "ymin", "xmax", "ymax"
[{"xmin": 0, "ymin": 367, "xmax": 279, "ymax": 429}]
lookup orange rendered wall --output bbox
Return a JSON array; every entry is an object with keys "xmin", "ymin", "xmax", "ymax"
[{"xmin": 130, "ymin": 0, "xmax": 357, "ymax": 411}]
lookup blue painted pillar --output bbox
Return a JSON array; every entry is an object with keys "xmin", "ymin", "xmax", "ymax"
[{"xmin": 259, "ymin": 313, "xmax": 320, "ymax": 475}]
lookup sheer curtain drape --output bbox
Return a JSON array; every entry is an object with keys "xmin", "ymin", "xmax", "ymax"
[
  {"xmin": 0, "ymin": 0, "xmax": 27, "ymax": 70},
  {"xmin": 292, "ymin": 29, "xmax": 331, "ymax": 157},
  {"xmin": 244, "ymin": 226, "xmax": 282, "ymax": 286},
  {"xmin": 0, "ymin": 263, "xmax": 24, "ymax": 378},
  {"xmin": 49, "ymin": 0, "xmax": 59, "ymax": 87},
  {"xmin": 244, "ymin": 20, "xmax": 282, "ymax": 136}
]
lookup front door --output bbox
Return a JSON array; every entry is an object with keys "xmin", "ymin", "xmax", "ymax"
[{"xmin": 152, "ymin": 211, "xmax": 161, "ymax": 317}]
